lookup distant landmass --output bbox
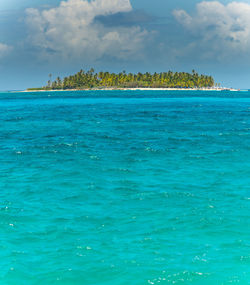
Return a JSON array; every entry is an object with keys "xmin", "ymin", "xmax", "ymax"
[{"xmin": 27, "ymin": 69, "xmax": 217, "ymax": 91}]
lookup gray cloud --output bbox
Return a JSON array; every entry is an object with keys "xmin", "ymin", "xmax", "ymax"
[
  {"xmin": 173, "ymin": 1, "xmax": 250, "ymax": 60},
  {"xmin": 94, "ymin": 10, "xmax": 155, "ymax": 27}
]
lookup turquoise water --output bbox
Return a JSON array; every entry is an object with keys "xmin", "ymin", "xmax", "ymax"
[{"xmin": 1, "ymin": 90, "xmax": 250, "ymax": 285}]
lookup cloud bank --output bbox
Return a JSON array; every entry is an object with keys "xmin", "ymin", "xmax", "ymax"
[
  {"xmin": 26, "ymin": 0, "xmax": 149, "ymax": 62},
  {"xmin": 173, "ymin": 1, "xmax": 250, "ymax": 60}
]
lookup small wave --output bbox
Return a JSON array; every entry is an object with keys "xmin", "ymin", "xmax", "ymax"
[{"xmin": 89, "ymin": 155, "xmax": 100, "ymax": 160}]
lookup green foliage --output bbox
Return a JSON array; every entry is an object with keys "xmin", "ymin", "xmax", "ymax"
[
  {"xmin": 27, "ymin": 87, "xmax": 47, "ymax": 91},
  {"xmin": 43, "ymin": 69, "xmax": 215, "ymax": 90}
]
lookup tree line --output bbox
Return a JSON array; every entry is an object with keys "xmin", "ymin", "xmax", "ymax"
[{"xmin": 29, "ymin": 69, "xmax": 215, "ymax": 90}]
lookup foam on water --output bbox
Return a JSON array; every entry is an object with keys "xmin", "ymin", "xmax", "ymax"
[{"xmin": 0, "ymin": 90, "xmax": 250, "ymax": 284}]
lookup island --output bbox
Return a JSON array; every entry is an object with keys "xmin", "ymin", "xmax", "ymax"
[{"xmin": 27, "ymin": 69, "xmax": 221, "ymax": 91}]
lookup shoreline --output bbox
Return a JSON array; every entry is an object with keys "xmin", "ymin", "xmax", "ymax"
[{"xmin": 22, "ymin": 87, "xmax": 239, "ymax": 92}]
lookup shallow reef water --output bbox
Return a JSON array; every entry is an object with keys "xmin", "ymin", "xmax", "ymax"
[{"xmin": 0, "ymin": 90, "xmax": 250, "ymax": 284}]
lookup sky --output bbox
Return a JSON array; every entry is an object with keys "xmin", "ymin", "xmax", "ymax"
[{"xmin": 1, "ymin": 0, "xmax": 250, "ymax": 89}]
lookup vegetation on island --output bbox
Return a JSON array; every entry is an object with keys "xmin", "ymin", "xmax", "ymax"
[{"xmin": 28, "ymin": 69, "xmax": 216, "ymax": 90}]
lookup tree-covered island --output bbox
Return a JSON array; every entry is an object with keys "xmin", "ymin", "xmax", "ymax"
[{"xmin": 28, "ymin": 69, "xmax": 216, "ymax": 91}]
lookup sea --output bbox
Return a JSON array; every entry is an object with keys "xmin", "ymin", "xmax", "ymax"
[{"xmin": 0, "ymin": 90, "xmax": 250, "ymax": 285}]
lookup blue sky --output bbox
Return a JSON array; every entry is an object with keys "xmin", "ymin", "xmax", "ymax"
[{"xmin": 1, "ymin": 0, "xmax": 250, "ymax": 89}]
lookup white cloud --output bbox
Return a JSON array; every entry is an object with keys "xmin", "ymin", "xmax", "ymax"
[
  {"xmin": 0, "ymin": 43, "xmax": 12, "ymax": 58},
  {"xmin": 25, "ymin": 0, "xmax": 149, "ymax": 62},
  {"xmin": 173, "ymin": 1, "xmax": 250, "ymax": 60}
]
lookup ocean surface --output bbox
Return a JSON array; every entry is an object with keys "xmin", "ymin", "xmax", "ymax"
[{"xmin": 1, "ymin": 90, "xmax": 250, "ymax": 285}]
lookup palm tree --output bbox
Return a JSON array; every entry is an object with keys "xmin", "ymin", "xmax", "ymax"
[{"xmin": 48, "ymin": 74, "xmax": 52, "ymax": 87}]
